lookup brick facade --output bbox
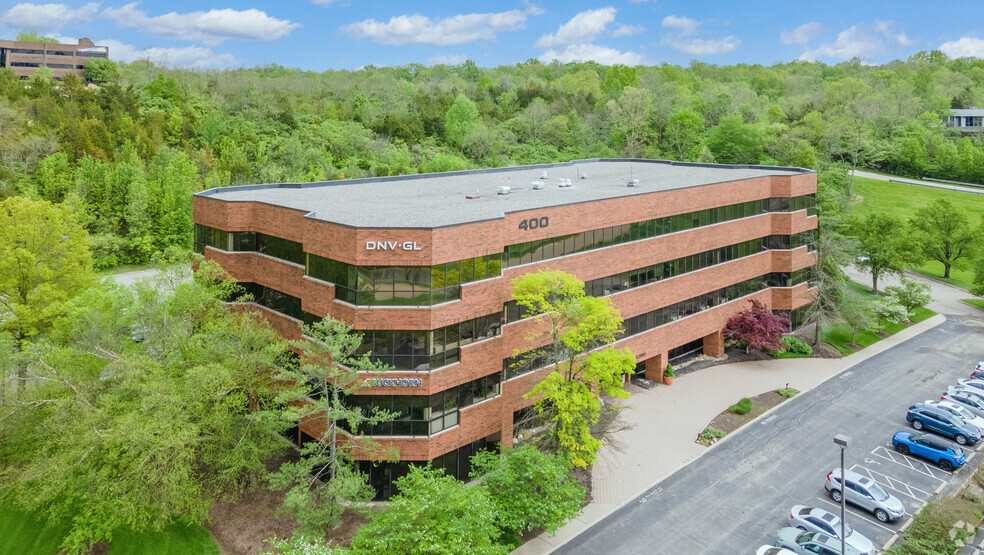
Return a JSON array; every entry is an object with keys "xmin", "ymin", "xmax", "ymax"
[{"xmin": 193, "ymin": 162, "xmax": 818, "ymax": 469}]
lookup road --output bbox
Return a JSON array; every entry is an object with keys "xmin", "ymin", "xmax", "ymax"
[{"xmin": 560, "ymin": 313, "xmax": 984, "ymax": 554}]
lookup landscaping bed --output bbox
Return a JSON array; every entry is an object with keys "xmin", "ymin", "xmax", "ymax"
[{"xmin": 699, "ymin": 390, "xmax": 795, "ymax": 445}]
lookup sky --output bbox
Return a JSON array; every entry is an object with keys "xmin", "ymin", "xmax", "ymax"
[{"xmin": 1, "ymin": 1, "xmax": 983, "ymax": 71}]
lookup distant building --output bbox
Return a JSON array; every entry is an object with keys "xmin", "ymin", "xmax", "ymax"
[
  {"xmin": 945, "ymin": 107, "xmax": 984, "ymax": 132},
  {"xmin": 0, "ymin": 37, "xmax": 109, "ymax": 81}
]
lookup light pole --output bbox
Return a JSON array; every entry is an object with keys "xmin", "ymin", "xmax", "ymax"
[{"xmin": 834, "ymin": 434, "xmax": 851, "ymax": 555}]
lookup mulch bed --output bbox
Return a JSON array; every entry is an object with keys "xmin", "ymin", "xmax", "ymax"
[
  {"xmin": 705, "ymin": 390, "xmax": 791, "ymax": 437},
  {"xmin": 204, "ymin": 454, "xmax": 369, "ymax": 554}
]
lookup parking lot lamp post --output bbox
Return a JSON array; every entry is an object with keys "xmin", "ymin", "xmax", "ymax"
[{"xmin": 834, "ymin": 434, "xmax": 851, "ymax": 555}]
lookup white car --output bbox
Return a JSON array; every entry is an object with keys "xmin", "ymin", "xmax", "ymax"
[
  {"xmin": 947, "ymin": 386, "xmax": 984, "ymax": 404},
  {"xmin": 756, "ymin": 546, "xmax": 796, "ymax": 555},
  {"xmin": 924, "ymin": 400, "xmax": 984, "ymax": 429},
  {"xmin": 955, "ymin": 378, "xmax": 984, "ymax": 392},
  {"xmin": 788, "ymin": 505, "xmax": 875, "ymax": 555}
]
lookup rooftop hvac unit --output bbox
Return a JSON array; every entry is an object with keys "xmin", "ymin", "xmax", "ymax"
[
  {"xmin": 559, "ymin": 179, "xmax": 572, "ymax": 188},
  {"xmin": 627, "ymin": 179, "xmax": 640, "ymax": 187},
  {"xmin": 540, "ymin": 171, "xmax": 549, "ymax": 179},
  {"xmin": 531, "ymin": 181, "xmax": 544, "ymax": 190},
  {"xmin": 497, "ymin": 186, "xmax": 511, "ymax": 195}
]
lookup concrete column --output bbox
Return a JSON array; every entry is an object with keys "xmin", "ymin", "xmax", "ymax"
[
  {"xmin": 703, "ymin": 329, "xmax": 725, "ymax": 358},
  {"xmin": 644, "ymin": 352, "xmax": 666, "ymax": 382}
]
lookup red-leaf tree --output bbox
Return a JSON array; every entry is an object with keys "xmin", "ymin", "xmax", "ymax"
[{"xmin": 723, "ymin": 299, "xmax": 791, "ymax": 353}]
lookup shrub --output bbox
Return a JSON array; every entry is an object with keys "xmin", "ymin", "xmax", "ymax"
[
  {"xmin": 699, "ymin": 427, "xmax": 727, "ymax": 446},
  {"xmin": 728, "ymin": 397, "xmax": 753, "ymax": 415},
  {"xmin": 663, "ymin": 364, "xmax": 675, "ymax": 378},
  {"xmin": 781, "ymin": 335, "xmax": 813, "ymax": 355},
  {"xmin": 777, "ymin": 388, "xmax": 798, "ymax": 398}
]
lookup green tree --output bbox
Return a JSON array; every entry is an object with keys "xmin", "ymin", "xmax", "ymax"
[
  {"xmin": 909, "ymin": 198, "xmax": 978, "ymax": 279},
  {"xmin": 850, "ymin": 213, "xmax": 916, "ymax": 293},
  {"xmin": 0, "ymin": 261, "xmax": 295, "ymax": 553},
  {"xmin": 84, "ymin": 58, "xmax": 118, "ymax": 82},
  {"xmin": 268, "ymin": 316, "xmax": 397, "ymax": 537},
  {"xmin": 665, "ymin": 108, "xmax": 705, "ymax": 161},
  {"xmin": 839, "ymin": 291, "xmax": 876, "ymax": 345},
  {"xmin": 349, "ymin": 466, "xmax": 507, "ymax": 555},
  {"xmin": 884, "ymin": 278, "xmax": 933, "ymax": 319},
  {"xmin": 470, "ymin": 444, "xmax": 585, "ymax": 538},
  {"xmin": 444, "ymin": 93, "xmax": 481, "ymax": 148},
  {"xmin": 513, "ymin": 270, "xmax": 635, "ymax": 468},
  {"xmin": 16, "ymin": 30, "xmax": 60, "ymax": 43},
  {"xmin": 0, "ymin": 197, "xmax": 95, "ymax": 346},
  {"xmin": 706, "ymin": 115, "xmax": 764, "ymax": 164},
  {"xmin": 601, "ymin": 64, "xmax": 639, "ymax": 99}
]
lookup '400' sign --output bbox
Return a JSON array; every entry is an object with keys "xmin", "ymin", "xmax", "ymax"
[{"xmin": 363, "ymin": 378, "xmax": 423, "ymax": 387}]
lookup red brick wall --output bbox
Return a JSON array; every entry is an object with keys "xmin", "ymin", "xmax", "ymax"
[{"xmin": 195, "ymin": 170, "xmax": 818, "ymax": 462}]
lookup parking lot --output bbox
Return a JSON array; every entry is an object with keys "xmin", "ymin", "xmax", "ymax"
[{"xmin": 559, "ymin": 315, "xmax": 984, "ymax": 555}]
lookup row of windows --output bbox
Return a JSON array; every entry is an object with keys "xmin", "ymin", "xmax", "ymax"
[
  {"xmin": 238, "ymin": 282, "xmax": 303, "ymax": 320},
  {"xmin": 503, "ymin": 275, "xmax": 769, "ymax": 380},
  {"xmin": 77, "ymin": 51, "xmax": 107, "ymax": 58},
  {"xmin": 306, "ymin": 252, "xmax": 501, "ymax": 306},
  {"xmin": 194, "ymin": 225, "xmax": 305, "ymax": 265},
  {"xmin": 764, "ymin": 230, "xmax": 818, "ymax": 250},
  {"xmin": 10, "ymin": 48, "xmax": 43, "ymax": 54},
  {"xmin": 358, "ymin": 432, "xmax": 501, "ymax": 500},
  {"xmin": 343, "ymin": 371, "xmax": 501, "ymax": 437},
  {"xmin": 767, "ymin": 194, "xmax": 817, "ymax": 215},
  {"xmin": 348, "ymin": 312, "xmax": 502, "ymax": 370},
  {"xmin": 767, "ymin": 267, "xmax": 817, "ymax": 288},
  {"xmin": 504, "ymin": 238, "xmax": 766, "ymax": 322},
  {"xmin": 501, "ymin": 195, "xmax": 814, "ymax": 269}
]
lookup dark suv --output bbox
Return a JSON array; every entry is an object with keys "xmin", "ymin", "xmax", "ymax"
[{"xmin": 907, "ymin": 404, "xmax": 981, "ymax": 445}]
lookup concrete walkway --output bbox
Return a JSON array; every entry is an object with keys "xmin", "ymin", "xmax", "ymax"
[
  {"xmin": 515, "ymin": 289, "xmax": 952, "ymax": 554},
  {"xmin": 851, "ymin": 169, "xmax": 984, "ymax": 196}
]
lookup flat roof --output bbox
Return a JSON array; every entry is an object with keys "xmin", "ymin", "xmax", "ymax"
[
  {"xmin": 196, "ymin": 159, "xmax": 811, "ymax": 229},
  {"xmin": 951, "ymin": 108, "xmax": 984, "ymax": 116}
]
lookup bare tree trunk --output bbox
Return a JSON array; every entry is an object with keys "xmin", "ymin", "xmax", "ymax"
[
  {"xmin": 871, "ymin": 272, "xmax": 879, "ymax": 294},
  {"xmin": 944, "ymin": 263, "xmax": 952, "ymax": 279}
]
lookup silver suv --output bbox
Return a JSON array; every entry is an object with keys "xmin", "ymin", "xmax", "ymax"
[
  {"xmin": 776, "ymin": 527, "xmax": 863, "ymax": 555},
  {"xmin": 788, "ymin": 505, "xmax": 875, "ymax": 555},
  {"xmin": 824, "ymin": 468, "xmax": 905, "ymax": 523}
]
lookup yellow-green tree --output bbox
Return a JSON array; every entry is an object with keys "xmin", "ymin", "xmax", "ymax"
[
  {"xmin": 0, "ymin": 197, "xmax": 95, "ymax": 345},
  {"xmin": 513, "ymin": 270, "xmax": 635, "ymax": 467}
]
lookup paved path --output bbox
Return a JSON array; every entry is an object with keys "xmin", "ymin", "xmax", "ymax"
[
  {"xmin": 514, "ymin": 269, "xmax": 975, "ymax": 554},
  {"xmin": 100, "ymin": 268, "xmax": 161, "ymax": 287},
  {"xmin": 851, "ymin": 169, "xmax": 984, "ymax": 196}
]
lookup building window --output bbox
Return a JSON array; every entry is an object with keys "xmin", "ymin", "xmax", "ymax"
[
  {"xmin": 193, "ymin": 224, "xmax": 304, "ymax": 265},
  {"xmin": 236, "ymin": 282, "xmax": 302, "ymax": 320}
]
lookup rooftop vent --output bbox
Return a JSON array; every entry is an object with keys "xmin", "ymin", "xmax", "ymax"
[
  {"xmin": 580, "ymin": 172, "xmax": 588, "ymax": 180},
  {"xmin": 531, "ymin": 181, "xmax": 544, "ymax": 190},
  {"xmin": 627, "ymin": 179, "xmax": 640, "ymax": 188},
  {"xmin": 497, "ymin": 186, "xmax": 511, "ymax": 195},
  {"xmin": 465, "ymin": 192, "xmax": 481, "ymax": 199},
  {"xmin": 559, "ymin": 179, "xmax": 572, "ymax": 188},
  {"xmin": 540, "ymin": 171, "xmax": 548, "ymax": 179}
]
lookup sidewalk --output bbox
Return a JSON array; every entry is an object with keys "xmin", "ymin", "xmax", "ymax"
[{"xmin": 513, "ymin": 314, "xmax": 947, "ymax": 554}]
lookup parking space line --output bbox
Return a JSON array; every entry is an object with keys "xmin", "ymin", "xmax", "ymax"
[
  {"xmin": 869, "ymin": 446, "xmax": 947, "ymax": 483},
  {"xmin": 850, "ymin": 465, "xmax": 934, "ymax": 502},
  {"xmin": 816, "ymin": 497, "xmax": 897, "ymax": 534}
]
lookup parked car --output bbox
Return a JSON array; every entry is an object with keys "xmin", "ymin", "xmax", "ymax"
[
  {"xmin": 906, "ymin": 404, "xmax": 981, "ymax": 445},
  {"xmin": 756, "ymin": 546, "xmax": 796, "ymax": 555},
  {"xmin": 970, "ymin": 361, "xmax": 984, "ymax": 380},
  {"xmin": 921, "ymin": 400, "xmax": 984, "ymax": 429},
  {"xmin": 941, "ymin": 391, "xmax": 984, "ymax": 417},
  {"xmin": 892, "ymin": 431, "xmax": 966, "ymax": 471},
  {"xmin": 788, "ymin": 505, "xmax": 875, "ymax": 554},
  {"xmin": 825, "ymin": 468, "xmax": 906, "ymax": 522},
  {"xmin": 955, "ymin": 378, "xmax": 984, "ymax": 392},
  {"xmin": 776, "ymin": 527, "xmax": 865, "ymax": 555}
]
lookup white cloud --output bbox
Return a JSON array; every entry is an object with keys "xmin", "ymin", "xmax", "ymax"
[
  {"xmin": 799, "ymin": 20, "xmax": 918, "ymax": 62},
  {"xmin": 1, "ymin": 2, "xmax": 99, "ymax": 32},
  {"xmin": 534, "ymin": 7, "xmax": 616, "ymax": 49},
  {"xmin": 780, "ymin": 22, "xmax": 823, "ymax": 45},
  {"xmin": 939, "ymin": 37, "xmax": 984, "ymax": 58},
  {"xmin": 98, "ymin": 38, "xmax": 239, "ymax": 68},
  {"xmin": 427, "ymin": 53, "xmax": 467, "ymax": 65},
  {"xmin": 101, "ymin": 3, "xmax": 300, "ymax": 46},
  {"xmin": 341, "ymin": 9, "xmax": 529, "ymax": 47},
  {"xmin": 612, "ymin": 24, "xmax": 645, "ymax": 38},
  {"xmin": 661, "ymin": 15, "xmax": 699, "ymax": 37},
  {"xmin": 310, "ymin": 0, "xmax": 346, "ymax": 5},
  {"xmin": 538, "ymin": 43, "xmax": 646, "ymax": 65},
  {"xmin": 522, "ymin": 1, "xmax": 546, "ymax": 16},
  {"xmin": 660, "ymin": 15, "xmax": 738, "ymax": 56}
]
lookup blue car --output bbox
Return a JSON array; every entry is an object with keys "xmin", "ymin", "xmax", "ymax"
[
  {"xmin": 893, "ymin": 431, "xmax": 966, "ymax": 471},
  {"xmin": 907, "ymin": 404, "xmax": 981, "ymax": 445}
]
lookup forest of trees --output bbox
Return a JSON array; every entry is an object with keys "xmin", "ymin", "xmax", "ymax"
[{"xmin": 2, "ymin": 52, "xmax": 984, "ymax": 268}]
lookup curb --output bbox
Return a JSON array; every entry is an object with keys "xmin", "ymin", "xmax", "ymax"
[
  {"xmin": 959, "ymin": 300, "xmax": 984, "ymax": 313},
  {"xmin": 903, "ymin": 269, "xmax": 970, "ymax": 293},
  {"xmin": 527, "ymin": 314, "xmax": 947, "ymax": 555}
]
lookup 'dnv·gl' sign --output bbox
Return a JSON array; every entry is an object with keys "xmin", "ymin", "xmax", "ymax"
[{"xmin": 365, "ymin": 241, "xmax": 422, "ymax": 251}]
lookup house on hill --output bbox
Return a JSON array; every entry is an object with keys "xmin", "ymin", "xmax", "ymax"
[{"xmin": 945, "ymin": 107, "xmax": 984, "ymax": 132}]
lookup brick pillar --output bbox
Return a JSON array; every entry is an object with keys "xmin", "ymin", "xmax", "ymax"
[
  {"xmin": 500, "ymin": 408, "xmax": 515, "ymax": 449},
  {"xmin": 703, "ymin": 329, "xmax": 725, "ymax": 358},
  {"xmin": 644, "ymin": 353, "xmax": 666, "ymax": 382}
]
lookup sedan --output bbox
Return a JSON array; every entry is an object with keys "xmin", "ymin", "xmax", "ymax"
[
  {"xmin": 921, "ymin": 400, "xmax": 984, "ymax": 429},
  {"xmin": 955, "ymin": 378, "xmax": 984, "ymax": 392},
  {"xmin": 788, "ymin": 505, "xmax": 875, "ymax": 554},
  {"xmin": 756, "ymin": 546, "xmax": 796, "ymax": 555},
  {"xmin": 893, "ymin": 431, "xmax": 966, "ymax": 471},
  {"xmin": 906, "ymin": 404, "xmax": 981, "ymax": 445},
  {"xmin": 776, "ymin": 527, "xmax": 864, "ymax": 555},
  {"xmin": 940, "ymin": 392, "xmax": 984, "ymax": 418}
]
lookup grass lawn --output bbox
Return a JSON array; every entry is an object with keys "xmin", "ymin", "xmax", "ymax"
[
  {"xmin": 0, "ymin": 507, "xmax": 220, "ymax": 555},
  {"xmin": 821, "ymin": 280, "xmax": 938, "ymax": 355},
  {"xmin": 910, "ymin": 261, "xmax": 976, "ymax": 290},
  {"xmin": 963, "ymin": 298, "xmax": 984, "ymax": 310}
]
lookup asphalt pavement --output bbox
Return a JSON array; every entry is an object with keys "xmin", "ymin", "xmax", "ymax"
[{"xmin": 559, "ymin": 313, "xmax": 984, "ymax": 554}]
